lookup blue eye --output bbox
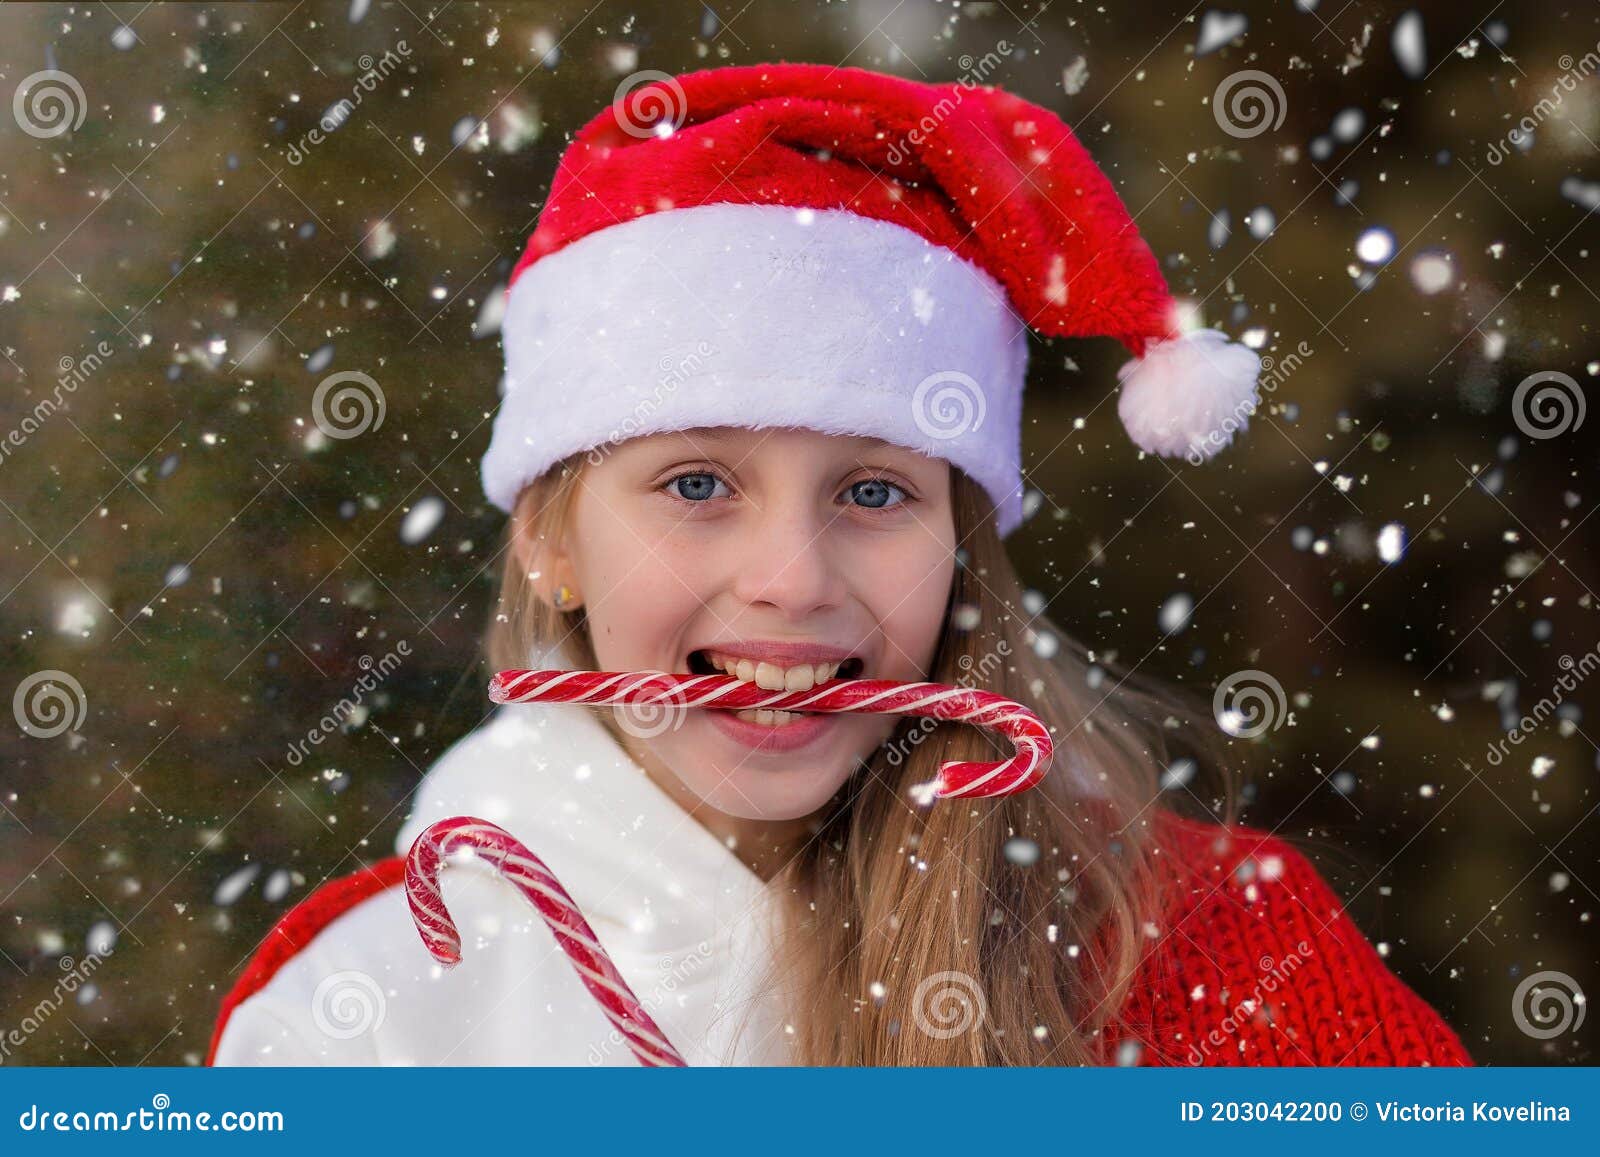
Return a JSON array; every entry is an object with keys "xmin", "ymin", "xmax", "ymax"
[
  {"xmin": 667, "ymin": 472, "xmax": 729, "ymax": 502},
  {"xmin": 848, "ymin": 478, "xmax": 906, "ymax": 509}
]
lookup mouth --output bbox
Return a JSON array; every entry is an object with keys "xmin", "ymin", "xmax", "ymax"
[{"xmin": 686, "ymin": 647, "xmax": 865, "ymax": 728}]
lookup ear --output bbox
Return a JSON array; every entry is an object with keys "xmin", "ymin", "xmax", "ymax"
[{"xmin": 510, "ymin": 506, "xmax": 580, "ymax": 610}]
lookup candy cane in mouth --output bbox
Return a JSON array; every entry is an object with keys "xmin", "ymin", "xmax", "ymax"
[{"xmin": 488, "ymin": 668, "xmax": 1053, "ymax": 799}]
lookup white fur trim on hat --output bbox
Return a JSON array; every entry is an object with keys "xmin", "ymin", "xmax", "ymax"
[
  {"xmin": 483, "ymin": 202, "xmax": 1031, "ymax": 536},
  {"xmin": 1115, "ymin": 328, "xmax": 1262, "ymax": 463}
]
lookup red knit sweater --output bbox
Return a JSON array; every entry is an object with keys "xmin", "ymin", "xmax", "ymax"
[
  {"xmin": 1106, "ymin": 817, "xmax": 1472, "ymax": 1066},
  {"xmin": 207, "ymin": 815, "xmax": 1471, "ymax": 1066}
]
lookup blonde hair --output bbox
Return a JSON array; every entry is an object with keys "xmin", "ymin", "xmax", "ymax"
[{"xmin": 485, "ymin": 454, "xmax": 1222, "ymax": 1065}]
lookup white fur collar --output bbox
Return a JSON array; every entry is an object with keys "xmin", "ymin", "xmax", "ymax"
[
  {"xmin": 393, "ymin": 692, "xmax": 770, "ymax": 958},
  {"xmin": 389, "ymin": 650, "xmax": 793, "ymax": 1063}
]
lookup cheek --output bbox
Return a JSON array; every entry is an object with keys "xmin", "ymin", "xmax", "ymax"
[
  {"xmin": 868, "ymin": 545, "xmax": 956, "ymax": 679},
  {"xmin": 575, "ymin": 535, "xmax": 706, "ymax": 669}
]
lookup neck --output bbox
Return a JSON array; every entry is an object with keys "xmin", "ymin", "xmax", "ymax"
[{"xmin": 612, "ymin": 731, "xmax": 819, "ymax": 883}]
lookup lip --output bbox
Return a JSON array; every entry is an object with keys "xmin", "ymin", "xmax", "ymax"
[{"xmin": 702, "ymin": 706, "xmax": 840, "ymax": 753}]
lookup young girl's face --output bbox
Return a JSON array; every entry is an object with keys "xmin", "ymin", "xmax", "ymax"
[{"xmin": 546, "ymin": 426, "xmax": 957, "ymax": 823}]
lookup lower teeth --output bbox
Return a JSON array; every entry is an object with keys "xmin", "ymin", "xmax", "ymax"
[{"xmin": 732, "ymin": 708, "xmax": 808, "ymax": 727}]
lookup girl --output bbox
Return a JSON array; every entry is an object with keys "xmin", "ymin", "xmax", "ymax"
[{"xmin": 209, "ymin": 63, "xmax": 1470, "ymax": 1067}]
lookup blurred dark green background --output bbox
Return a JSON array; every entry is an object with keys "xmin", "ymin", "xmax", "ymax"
[{"xmin": 2, "ymin": 0, "xmax": 1596, "ymax": 1065}]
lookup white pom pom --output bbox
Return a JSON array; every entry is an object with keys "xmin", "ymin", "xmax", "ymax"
[{"xmin": 1116, "ymin": 328, "xmax": 1262, "ymax": 463}]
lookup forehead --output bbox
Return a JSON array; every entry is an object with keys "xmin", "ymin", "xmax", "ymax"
[{"xmin": 643, "ymin": 426, "xmax": 909, "ymax": 457}]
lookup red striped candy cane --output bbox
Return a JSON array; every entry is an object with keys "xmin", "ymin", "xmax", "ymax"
[
  {"xmin": 488, "ymin": 669, "xmax": 1053, "ymax": 799},
  {"xmin": 405, "ymin": 815, "xmax": 687, "ymax": 1067}
]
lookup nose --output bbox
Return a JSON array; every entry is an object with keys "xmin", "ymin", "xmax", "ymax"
[{"xmin": 726, "ymin": 500, "xmax": 847, "ymax": 619}]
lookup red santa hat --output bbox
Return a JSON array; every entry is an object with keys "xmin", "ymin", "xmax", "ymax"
[{"xmin": 482, "ymin": 62, "xmax": 1261, "ymax": 537}]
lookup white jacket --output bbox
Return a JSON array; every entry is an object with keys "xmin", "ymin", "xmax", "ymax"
[{"xmin": 209, "ymin": 691, "xmax": 793, "ymax": 1066}]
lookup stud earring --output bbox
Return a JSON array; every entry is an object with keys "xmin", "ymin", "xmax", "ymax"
[{"xmin": 553, "ymin": 584, "xmax": 577, "ymax": 610}]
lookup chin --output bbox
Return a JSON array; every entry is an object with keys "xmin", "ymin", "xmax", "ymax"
[
  {"xmin": 685, "ymin": 763, "xmax": 854, "ymax": 822},
  {"xmin": 660, "ymin": 711, "xmax": 896, "ymax": 821}
]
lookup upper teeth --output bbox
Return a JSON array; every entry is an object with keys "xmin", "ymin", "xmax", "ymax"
[{"xmin": 702, "ymin": 652, "xmax": 843, "ymax": 691}]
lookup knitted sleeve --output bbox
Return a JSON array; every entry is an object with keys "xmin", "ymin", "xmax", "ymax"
[{"xmin": 1110, "ymin": 817, "xmax": 1473, "ymax": 1067}]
